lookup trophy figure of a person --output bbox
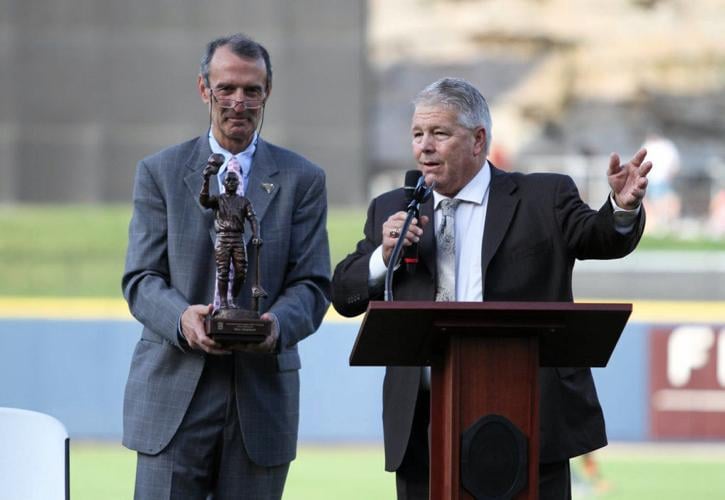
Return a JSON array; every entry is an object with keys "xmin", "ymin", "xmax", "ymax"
[{"xmin": 200, "ymin": 153, "xmax": 270, "ymax": 344}]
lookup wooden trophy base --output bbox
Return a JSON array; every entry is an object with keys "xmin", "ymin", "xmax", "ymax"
[{"xmin": 206, "ymin": 307, "xmax": 271, "ymax": 347}]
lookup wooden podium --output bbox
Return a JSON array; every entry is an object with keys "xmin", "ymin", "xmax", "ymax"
[{"xmin": 350, "ymin": 301, "xmax": 631, "ymax": 500}]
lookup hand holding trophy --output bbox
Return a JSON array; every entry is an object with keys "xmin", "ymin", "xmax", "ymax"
[{"xmin": 199, "ymin": 153, "xmax": 272, "ymax": 348}]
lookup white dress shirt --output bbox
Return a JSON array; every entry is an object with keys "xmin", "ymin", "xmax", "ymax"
[
  {"xmin": 208, "ymin": 132, "xmax": 258, "ymax": 195},
  {"xmin": 430, "ymin": 163, "xmax": 491, "ymax": 301}
]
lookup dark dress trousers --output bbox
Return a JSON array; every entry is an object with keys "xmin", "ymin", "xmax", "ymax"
[{"xmin": 332, "ymin": 163, "xmax": 644, "ymax": 472}]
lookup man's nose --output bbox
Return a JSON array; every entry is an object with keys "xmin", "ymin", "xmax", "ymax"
[
  {"xmin": 420, "ymin": 134, "xmax": 435, "ymax": 152},
  {"xmin": 230, "ymin": 101, "xmax": 247, "ymax": 112}
]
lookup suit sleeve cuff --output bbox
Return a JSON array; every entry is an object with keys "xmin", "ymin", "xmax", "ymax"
[
  {"xmin": 176, "ymin": 314, "xmax": 191, "ymax": 352},
  {"xmin": 609, "ymin": 193, "xmax": 641, "ymax": 234},
  {"xmin": 368, "ymin": 245, "xmax": 388, "ymax": 288}
]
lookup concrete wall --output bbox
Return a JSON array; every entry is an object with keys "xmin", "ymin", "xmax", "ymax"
[
  {"xmin": 0, "ymin": 0, "xmax": 368, "ymax": 205},
  {"xmin": 0, "ymin": 318, "xmax": 384, "ymax": 441},
  {"xmin": 2, "ymin": 314, "xmax": 717, "ymax": 443}
]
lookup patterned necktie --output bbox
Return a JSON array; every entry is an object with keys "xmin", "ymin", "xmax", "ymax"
[
  {"xmin": 226, "ymin": 156, "xmax": 244, "ymax": 195},
  {"xmin": 435, "ymin": 198, "xmax": 462, "ymax": 302}
]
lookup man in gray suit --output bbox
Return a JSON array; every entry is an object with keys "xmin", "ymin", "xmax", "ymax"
[{"xmin": 122, "ymin": 33, "xmax": 331, "ymax": 499}]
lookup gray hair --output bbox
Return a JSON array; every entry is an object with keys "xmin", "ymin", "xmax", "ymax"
[
  {"xmin": 200, "ymin": 33, "xmax": 272, "ymax": 92},
  {"xmin": 413, "ymin": 77, "xmax": 492, "ymax": 155}
]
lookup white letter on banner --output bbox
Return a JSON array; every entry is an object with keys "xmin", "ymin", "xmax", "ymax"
[{"xmin": 667, "ymin": 326, "xmax": 714, "ymax": 387}]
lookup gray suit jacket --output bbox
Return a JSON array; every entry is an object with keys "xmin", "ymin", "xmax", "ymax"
[
  {"xmin": 122, "ymin": 136, "xmax": 331, "ymax": 466},
  {"xmin": 332, "ymin": 164, "xmax": 645, "ymax": 469}
]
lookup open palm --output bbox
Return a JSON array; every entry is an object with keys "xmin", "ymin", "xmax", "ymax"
[{"xmin": 607, "ymin": 148, "xmax": 652, "ymax": 209}]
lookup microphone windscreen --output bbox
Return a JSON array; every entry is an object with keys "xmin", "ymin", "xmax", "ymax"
[
  {"xmin": 404, "ymin": 169, "xmax": 423, "ymax": 189},
  {"xmin": 404, "ymin": 170, "xmax": 422, "ymax": 203}
]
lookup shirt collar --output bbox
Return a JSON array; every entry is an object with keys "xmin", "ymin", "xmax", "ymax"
[
  {"xmin": 433, "ymin": 160, "xmax": 492, "ymax": 209},
  {"xmin": 207, "ymin": 132, "xmax": 258, "ymax": 176}
]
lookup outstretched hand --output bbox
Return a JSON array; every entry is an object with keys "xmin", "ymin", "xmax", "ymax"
[{"xmin": 607, "ymin": 148, "xmax": 652, "ymax": 210}]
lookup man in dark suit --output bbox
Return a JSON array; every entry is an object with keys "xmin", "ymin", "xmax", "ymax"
[
  {"xmin": 122, "ymin": 33, "xmax": 330, "ymax": 499},
  {"xmin": 331, "ymin": 77, "xmax": 650, "ymax": 500}
]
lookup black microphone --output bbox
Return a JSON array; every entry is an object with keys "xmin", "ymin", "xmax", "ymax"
[
  {"xmin": 403, "ymin": 170, "xmax": 423, "ymax": 273},
  {"xmin": 408, "ymin": 174, "xmax": 434, "ymax": 207},
  {"xmin": 385, "ymin": 172, "xmax": 433, "ymax": 301},
  {"xmin": 404, "ymin": 170, "xmax": 422, "ymax": 204}
]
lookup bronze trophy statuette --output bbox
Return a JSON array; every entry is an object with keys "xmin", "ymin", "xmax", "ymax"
[{"xmin": 200, "ymin": 153, "xmax": 272, "ymax": 347}]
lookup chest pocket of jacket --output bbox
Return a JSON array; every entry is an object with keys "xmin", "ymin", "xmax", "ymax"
[
  {"xmin": 487, "ymin": 236, "xmax": 556, "ymax": 300},
  {"xmin": 509, "ymin": 238, "xmax": 552, "ymax": 262},
  {"xmin": 500, "ymin": 238, "xmax": 553, "ymax": 288}
]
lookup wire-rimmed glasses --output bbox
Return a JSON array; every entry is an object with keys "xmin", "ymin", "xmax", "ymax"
[{"xmin": 209, "ymin": 89, "xmax": 266, "ymax": 110}]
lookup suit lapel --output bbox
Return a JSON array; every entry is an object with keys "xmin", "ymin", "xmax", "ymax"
[
  {"xmin": 182, "ymin": 137, "xmax": 218, "ymax": 244},
  {"xmin": 244, "ymin": 139, "xmax": 280, "ymax": 243},
  {"xmin": 481, "ymin": 165, "xmax": 519, "ymax": 285}
]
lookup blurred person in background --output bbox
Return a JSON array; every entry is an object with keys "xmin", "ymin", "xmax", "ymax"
[
  {"xmin": 577, "ymin": 452, "xmax": 612, "ymax": 494},
  {"xmin": 331, "ymin": 77, "xmax": 650, "ymax": 500},
  {"xmin": 708, "ymin": 184, "xmax": 725, "ymax": 236},
  {"xmin": 122, "ymin": 33, "xmax": 330, "ymax": 499},
  {"xmin": 642, "ymin": 132, "xmax": 681, "ymax": 234}
]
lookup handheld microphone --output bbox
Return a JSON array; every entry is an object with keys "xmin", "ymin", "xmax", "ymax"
[
  {"xmin": 404, "ymin": 170, "xmax": 422, "ymax": 203},
  {"xmin": 385, "ymin": 171, "xmax": 434, "ymax": 300},
  {"xmin": 403, "ymin": 170, "xmax": 423, "ymax": 273}
]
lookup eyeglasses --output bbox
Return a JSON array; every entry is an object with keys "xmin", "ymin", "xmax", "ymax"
[{"xmin": 209, "ymin": 89, "xmax": 266, "ymax": 110}]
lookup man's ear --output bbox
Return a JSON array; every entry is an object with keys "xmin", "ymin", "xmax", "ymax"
[
  {"xmin": 198, "ymin": 74, "xmax": 210, "ymax": 104},
  {"xmin": 473, "ymin": 127, "xmax": 487, "ymax": 156}
]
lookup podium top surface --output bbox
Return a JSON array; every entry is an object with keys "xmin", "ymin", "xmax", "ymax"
[{"xmin": 349, "ymin": 301, "xmax": 632, "ymax": 368}]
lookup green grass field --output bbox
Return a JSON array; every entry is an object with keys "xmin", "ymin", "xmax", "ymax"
[
  {"xmin": 1, "ymin": 204, "xmax": 723, "ymax": 298},
  {"xmin": 70, "ymin": 442, "xmax": 396, "ymax": 500},
  {"xmin": 70, "ymin": 441, "xmax": 725, "ymax": 500},
  {"xmin": 0, "ymin": 204, "xmax": 365, "ymax": 298},
  {"xmin": 587, "ymin": 456, "xmax": 725, "ymax": 500}
]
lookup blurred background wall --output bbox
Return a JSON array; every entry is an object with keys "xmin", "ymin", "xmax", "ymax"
[
  {"xmin": 0, "ymin": 0, "xmax": 369, "ymax": 205},
  {"xmin": 2, "ymin": 0, "xmax": 724, "ymax": 225},
  {"xmin": 4, "ymin": 312, "xmax": 725, "ymax": 444},
  {"xmin": 367, "ymin": 0, "xmax": 725, "ymax": 237}
]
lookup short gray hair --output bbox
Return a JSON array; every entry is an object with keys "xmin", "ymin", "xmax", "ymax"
[
  {"xmin": 413, "ymin": 77, "xmax": 492, "ymax": 155},
  {"xmin": 200, "ymin": 33, "xmax": 272, "ymax": 92}
]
